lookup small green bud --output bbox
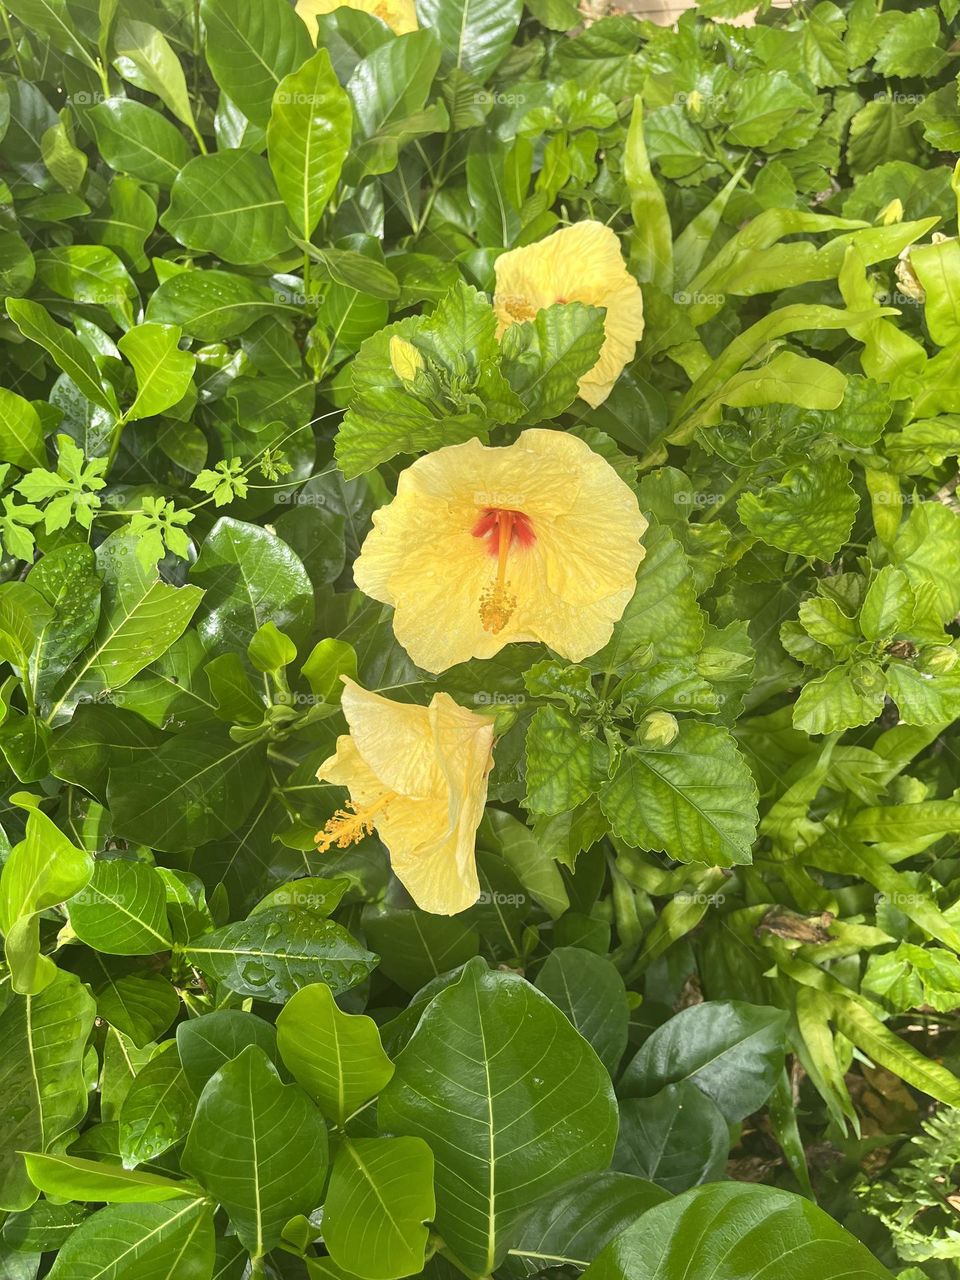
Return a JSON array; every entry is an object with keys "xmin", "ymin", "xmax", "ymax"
[
  {"xmin": 851, "ymin": 661, "xmax": 885, "ymax": 696},
  {"xmin": 627, "ymin": 643, "xmax": 656, "ymax": 672},
  {"xmin": 639, "ymin": 711, "xmax": 679, "ymax": 747}
]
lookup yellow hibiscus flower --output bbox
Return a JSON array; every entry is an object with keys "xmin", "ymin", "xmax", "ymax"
[
  {"xmin": 353, "ymin": 429, "xmax": 647, "ymax": 673},
  {"xmin": 295, "ymin": 0, "xmax": 418, "ymax": 39},
  {"xmin": 315, "ymin": 679, "xmax": 495, "ymax": 915},
  {"xmin": 493, "ymin": 220, "xmax": 644, "ymax": 408}
]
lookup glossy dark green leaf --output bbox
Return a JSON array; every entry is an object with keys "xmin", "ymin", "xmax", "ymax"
[
  {"xmin": 191, "ymin": 517, "xmax": 314, "ymax": 653},
  {"xmin": 44, "ymin": 1198, "xmax": 215, "ymax": 1280},
  {"xmin": 87, "ymin": 98, "xmax": 193, "ymax": 187},
  {"xmin": 201, "ymin": 0, "xmax": 312, "ymax": 128},
  {"xmin": 620, "ymin": 1001, "xmax": 788, "ymax": 1123},
  {"xmin": 0, "ymin": 970, "xmax": 95, "ymax": 1210},
  {"xmin": 584, "ymin": 1183, "xmax": 893, "ymax": 1280},
  {"xmin": 535, "ymin": 947, "xmax": 628, "ymax": 1076},
  {"xmin": 182, "ymin": 906, "xmax": 378, "ymax": 1001},
  {"xmin": 613, "ymin": 1083, "xmax": 730, "ymax": 1193},
  {"xmin": 118, "ymin": 1044, "xmax": 195, "ymax": 1168},
  {"xmin": 162, "ymin": 151, "xmax": 292, "ymax": 265},
  {"xmin": 176, "ymin": 1009, "xmax": 279, "ymax": 1096},
  {"xmin": 182, "ymin": 1044, "xmax": 328, "ymax": 1254},
  {"xmin": 379, "ymin": 959, "xmax": 619, "ymax": 1274}
]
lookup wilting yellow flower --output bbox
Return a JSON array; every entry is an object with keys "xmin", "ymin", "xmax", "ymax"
[
  {"xmin": 295, "ymin": 0, "xmax": 417, "ymax": 39},
  {"xmin": 493, "ymin": 221, "xmax": 644, "ymax": 408},
  {"xmin": 353, "ymin": 429, "xmax": 647, "ymax": 673},
  {"xmin": 315, "ymin": 679, "xmax": 494, "ymax": 915}
]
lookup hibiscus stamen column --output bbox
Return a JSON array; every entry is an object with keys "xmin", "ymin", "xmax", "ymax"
[
  {"xmin": 315, "ymin": 792, "xmax": 395, "ymax": 852},
  {"xmin": 478, "ymin": 509, "xmax": 518, "ymax": 634}
]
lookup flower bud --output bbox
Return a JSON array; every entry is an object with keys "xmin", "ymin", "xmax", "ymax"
[
  {"xmin": 639, "ymin": 711, "xmax": 679, "ymax": 747},
  {"xmin": 685, "ymin": 89, "xmax": 705, "ymax": 119},
  {"xmin": 389, "ymin": 336, "xmax": 424, "ymax": 383}
]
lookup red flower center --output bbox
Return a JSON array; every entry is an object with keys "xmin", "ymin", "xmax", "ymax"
[{"xmin": 471, "ymin": 508, "xmax": 536, "ymax": 558}]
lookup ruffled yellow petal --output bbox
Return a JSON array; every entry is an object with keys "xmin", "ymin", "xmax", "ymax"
[
  {"xmin": 315, "ymin": 681, "xmax": 494, "ymax": 915},
  {"xmin": 353, "ymin": 429, "xmax": 646, "ymax": 672},
  {"xmin": 340, "ymin": 679, "xmax": 442, "ymax": 799},
  {"xmin": 493, "ymin": 220, "xmax": 644, "ymax": 408},
  {"xmin": 295, "ymin": 0, "xmax": 417, "ymax": 41}
]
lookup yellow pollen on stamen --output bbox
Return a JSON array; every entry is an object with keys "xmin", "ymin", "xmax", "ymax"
[
  {"xmin": 501, "ymin": 294, "xmax": 538, "ymax": 324},
  {"xmin": 315, "ymin": 792, "xmax": 394, "ymax": 853},
  {"xmin": 479, "ymin": 512, "xmax": 517, "ymax": 634}
]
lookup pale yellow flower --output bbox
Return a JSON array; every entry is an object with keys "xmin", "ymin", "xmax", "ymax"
[
  {"xmin": 353, "ymin": 429, "xmax": 647, "ymax": 674},
  {"xmin": 315, "ymin": 679, "xmax": 494, "ymax": 915},
  {"xmin": 295, "ymin": 0, "xmax": 417, "ymax": 40},
  {"xmin": 493, "ymin": 221, "xmax": 644, "ymax": 408}
]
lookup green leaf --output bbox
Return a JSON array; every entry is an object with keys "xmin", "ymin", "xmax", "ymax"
[
  {"xmin": 829, "ymin": 995, "xmax": 960, "ymax": 1107},
  {"xmin": 0, "ymin": 387, "xmax": 45, "ymax": 470},
  {"xmin": 346, "ymin": 30, "xmax": 447, "ymax": 179},
  {"xmin": 738, "ymin": 457, "xmax": 859, "ymax": 560},
  {"xmin": 336, "ymin": 281, "xmax": 521, "ymax": 476},
  {"xmin": 620, "ymin": 1000, "xmax": 787, "ymax": 1123},
  {"xmin": 176, "ymin": 1009, "xmax": 279, "ymax": 1096},
  {"xmin": 417, "ymin": 0, "xmax": 521, "ymax": 81},
  {"xmin": 0, "ymin": 969, "xmax": 95, "ymax": 1210},
  {"xmin": 47, "ymin": 530, "xmax": 203, "ymax": 722},
  {"xmin": 623, "ymin": 97, "xmax": 672, "ymax": 290},
  {"xmin": 500, "ymin": 302, "xmax": 606, "ymax": 424},
  {"xmin": 0, "ymin": 805, "xmax": 93, "ymax": 994},
  {"xmin": 201, "ymin": 0, "xmax": 312, "ymax": 127},
  {"xmin": 793, "ymin": 662, "xmax": 886, "ymax": 735},
  {"xmin": 884, "ymin": 662, "xmax": 960, "ymax": 726},
  {"xmin": 613, "ymin": 1082, "xmax": 729, "ymax": 1194},
  {"xmin": 323, "ymin": 1137, "xmax": 435, "ymax": 1280},
  {"xmin": 97, "ymin": 974, "xmax": 180, "ymax": 1049},
  {"xmin": 873, "ymin": 6, "xmax": 946, "ymax": 78},
  {"xmin": 162, "ymin": 151, "xmax": 291, "ymax": 266},
  {"xmin": 112, "ymin": 18, "xmax": 198, "ymax": 134},
  {"xmin": 364, "ymin": 906, "xmax": 479, "ymax": 994},
  {"xmin": 117, "ymin": 324, "xmax": 195, "ymax": 421},
  {"xmin": 182, "ymin": 1044, "xmax": 328, "ymax": 1255},
  {"xmin": 535, "ymin": 947, "xmax": 628, "ymax": 1076},
  {"xmin": 23, "ymin": 1152, "xmax": 199, "ymax": 1203},
  {"xmin": 146, "ymin": 269, "xmax": 281, "ymax": 342},
  {"xmin": 107, "ymin": 732, "xmax": 266, "ymax": 851},
  {"xmin": 276, "ymin": 981, "xmax": 393, "ymax": 1124},
  {"xmin": 518, "ymin": 1178, "xmax": 670, "ymax": 1275},
  {"xmin": 68, "ymin": 860, "xmax": 173, "ymax": 956},
  {"xmin": 191, "ymin": 517, "xmax": 314, "ymax": 654},
  {"xmin": 524, "ymin": 706, "xmax": 608, "ymax": 817},
  {"xmin": 379, "ymin": 958, "xmax": 618, "ymax": 1274},
  {"xmin": 912, "ymin": 237, "xmax": 960, "ymax": 348},
  {"xmin": 267, "ymin": 47, "xmax": 352, "ymax": 237},
  {"xmin": 6, "ymin": 298, "xmax": 117, "ymax": 415},
  {"xmin": 584, "ymin": 1182, "xmax": 893, "ymax": 1280},
  {"xmin": 859, "ymin": 566, "xmax": 915, "ymax": 641},
  {"xmin": 118, "ymin": 1044, "xmax": 195, "ymax": 1168},
  {"xmin": 87, "ymin": 98, "xmax": 194, "ymax": 187},
  {"xmin": 181, "ymin": 906, "xmax": 378, "ymax": 1001},
  {"xmin": 27, "ymin": 545, "xmax": 101, "ymax": 712},
  {"xmin": 44, "ymin": 1199, "xmax": 215, "ymax": 1280},
  {"xmin": 601, "ymin": 722, "xmax": 758, "ymax": 868}
]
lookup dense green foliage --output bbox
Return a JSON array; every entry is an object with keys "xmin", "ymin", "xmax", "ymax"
[{"xmin": 3, "ymin": 0, "xmax": 960, "ymax": 1276}]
